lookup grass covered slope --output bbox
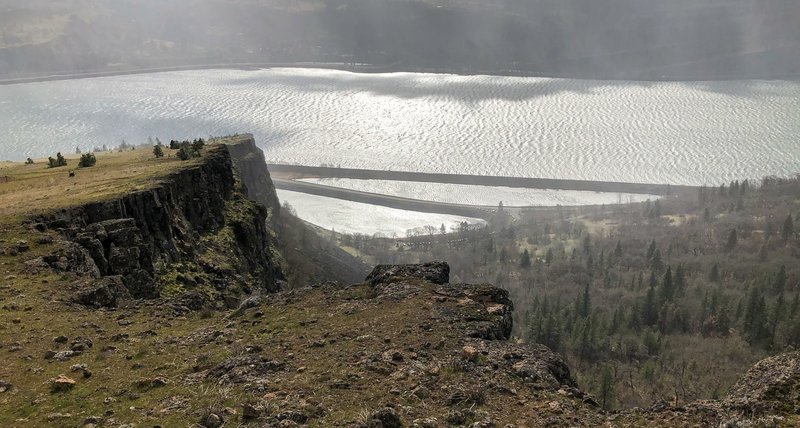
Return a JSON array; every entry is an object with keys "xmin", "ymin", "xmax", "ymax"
[
  {"xmin": 0, "ymin": 135, "xmax": 798, "ymax": 427},
  {"xmin": 0, "ymin": 147, "xmax": 205, "ymax": 221}
]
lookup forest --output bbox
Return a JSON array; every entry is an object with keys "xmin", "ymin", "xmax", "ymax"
[
  {"xmin": 320, "ymin": 176, "xmax": 800, "ymax": 409},
  {"xmin": 2, "ymin": 0, "xmax": 799, "ymax": 80}
]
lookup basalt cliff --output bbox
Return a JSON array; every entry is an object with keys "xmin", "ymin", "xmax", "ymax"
[{"xmin": 0, "ymin": 136, "xmax": 797, "ymax": 427}]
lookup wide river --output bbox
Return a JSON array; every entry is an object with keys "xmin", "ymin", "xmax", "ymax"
[{"xmin": 1, "ymin": 68, "xmax": 798, "ymax": 186}]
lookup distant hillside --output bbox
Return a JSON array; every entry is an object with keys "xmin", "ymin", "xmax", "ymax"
[{"xmin": 1, "ymin": 0, "xmax": 799, "ymax": 80}]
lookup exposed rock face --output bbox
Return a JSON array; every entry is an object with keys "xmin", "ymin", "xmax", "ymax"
[
  {"xmin": 225, "ymin": 136, "xmax": 281, "ymax": 222},
  {"xmin": 366, "ymin": 261, "xmax": 450, "ymax": 286},
  {"xmin": 30, "ymin": 143, "xmax": 284, "ymax": 306},
  {"xmin": 73, "ymin": 276, "xmax": 131, "ymax": 308},
  {"xmin": 723, "ymin": 351, "xmax": 800, "ymax": 416}
]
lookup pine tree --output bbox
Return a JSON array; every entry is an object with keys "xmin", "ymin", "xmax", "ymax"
[
  {"xmin": 642, "ymin": 283, "xmax": 659, "ymax": 327},
  {"xmin": 599, "ymin": 364, "xmax": 615, "ymax": 410},
  {"xmin": 646, "ymin": 240, "xmax": 657, "ymax": 260},
  {"xmin": 783, "ymin": 214, "xmax": 794, "ymax": 241},
  {"xmin": 660, "ymin": 266, "xmax": 674, "ymax": 302},
  {"xmin": 725, "ymin": 229, "xmax": 738, "ymax": 251},
  {"xmin": 674, "ymin": 264, "xmax": 686, "ymax": 296},
  {"xmin": 580, "ymin": 284, "xmax": 591, "ymax": 318},
  {"xmin": 520, "ymin": 249, "xmax": 532, "ymax": 268},
  {"xmin": 709, "ymin": 264, "xmax": 720, "ymax": 282},
  {"xmin": 772, "ymin": 265, "xmax": 787, "ymax": 293},
  {"xmin": 545, "ymin": 247, "xmax": 554, "ymax": 265},
  {"xmin": 650, "ymin": 249, "xmax": 664, "ymax": 272}
]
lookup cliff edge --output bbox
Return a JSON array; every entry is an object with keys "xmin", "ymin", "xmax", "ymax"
[{"xmin": 0, "ymin": 137, "xmax": 797, "ymax": 427}]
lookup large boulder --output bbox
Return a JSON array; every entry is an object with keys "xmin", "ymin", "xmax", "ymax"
[
  {"xmin": 365, "ymin": 262, "xmax": 450, "ymax": 286},
  {"xmin": 723, "ymin": 351, "xmax": 800, "ymax": 416},
  {"xmin": 73, "ymin": 276, "xmax": 131, "ymax": 308}
]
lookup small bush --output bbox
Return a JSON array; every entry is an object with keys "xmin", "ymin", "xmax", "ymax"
[
  {"xmin": 177, "ymin": 146, "xmax": 192, "ymax": 161},
  {"xmin": 47, "ymin": 152, "xmax": 67, "ymax": 168},
  {"xmin": 78, "ymin": 152, "xmax": 97, "ymax": 168},
  {"xmin": 153, "ymin": 144, "xmax": 164, "ymax": 158},
  {"xmin": 25, "ymin": 158, "xmax": 34, "ymax": 165},
  {"xmin": 172, "ymin": 138, "xmax": 205, "ymax": 161}
]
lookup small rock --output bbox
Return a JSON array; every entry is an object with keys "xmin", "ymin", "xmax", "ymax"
[
  {"xmin": 369, "ymin": 407, "xmax": 403, "ymax": 428},
  {"xmin": 46, "ymin": 412, "xmax": 72, "ymax": 421},
  {"xmin": 70, "ymin": 363, "xmax": 88, "ymax": 372},
  {"xmin": 242, "ymin": 403, "xmax": 262, "ymax": 421},
  {"xmin": 199, "ymin": 412, "xmax": 224, "ymax": 428},
  {"xmin": 412, "ymin": 418, "xmax": 439, "ymax": 428},
  {"xmin": 47, "ymin": 350, "xmax": 81, "ymax": 361},
  {"xmin": 50, "ymin": 375, "xmax": 77, "ymax": 392},
  {"xmin": 83, "ymin": 416, "xmax": 103, "ymax": 425},
  {"xmin": 244, "ymin": 344, "xmax": 263, "ymax": 353},
  {"xmin": 0, "ymin": 380, "xmax": 11, "ymax": 393},
  {"xmin": 412, "ymin": 386, "xmax": 430, "ymax": 399},
  {"xmin": 53, "ymin": 335, "xmax": 69, "ymax": 344},
  {"xmin": 36, "ymin": 235, "xmax": 54, "ymax": 245},
  {"xmin": 461, "ymin": 346, "xmax": 479, "ymax": 363},
  {"xmin": 133, "ymin": 377, "xmax": 168, "ymax": 390},
  {"xmin": 70, "ymin": 338, "xmax": 93, "ymax": 352}
]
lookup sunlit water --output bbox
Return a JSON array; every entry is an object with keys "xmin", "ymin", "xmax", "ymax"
[
  {"xmin": 276, "ymin": 190, "xmax": 486, "ymax": 236},
  {"xmin": 299, "ymin": 178, "xmax": 659, "ymax": 206},
  {"xmin": 1, "ymin": 68, "xmax": 799, "ymax": 186}
]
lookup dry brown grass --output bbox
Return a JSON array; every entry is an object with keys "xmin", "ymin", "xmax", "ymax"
[{"xmin": 0, "ymin": 147, "xmax": 207, "ymax": 221}]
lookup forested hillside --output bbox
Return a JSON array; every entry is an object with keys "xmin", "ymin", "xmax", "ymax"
[
  {"xmin": 1, "ymin": 0, "xmax": 799, "ymax": 79},
  {"xmin": 336, "ymin": 176, "xmax": 800, "ymax": 409}
]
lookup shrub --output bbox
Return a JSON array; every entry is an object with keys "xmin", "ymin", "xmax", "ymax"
[
  {"xmin": 153, "ymin": 144, "xmax": 164, "ymax": 158},
  {"xmin": 78, "ymin": 152, "xmax": 97, "ymax": 168},
  {"xmin": 191, "ymin": 138, "xmax": 205, "ymax": 152},
  {"xmin": 47, "ymin": 152, "xmax": 67, "ymax": 168},
  {"xmin": 177, "ymin": 146, "xmax": 192, "ymax": 161},
  {"xmin": 25, "ymin": 158, "xmax": 34, "ymax": 165},
  {"xmin": 172, "ymin": 138, "xmax": 204, "ymax": 161}
]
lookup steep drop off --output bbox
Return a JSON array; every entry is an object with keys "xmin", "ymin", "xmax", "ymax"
[
  {"xmin": 0, "ymin": 137, "xmax": 797, "ymax": 426},
  {"xmin": 25, "ymin": 142, "xmax": 284, "ymax": 308}
]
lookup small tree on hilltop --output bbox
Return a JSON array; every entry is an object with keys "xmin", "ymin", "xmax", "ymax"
[
  {"xmin": 191, "ymin": 138, "xmax": 205, "ymax": 152},
  {"xmin": 25, "ymin": 158, "xmax": 34, "ymax": 165},
  {"xmin": 78, "ymin": 152, "xmax": 97, "ymax": 168},
  {"xmin": 177, "ymin": 146, "xmax": 192, "ymax": 161},
  {"xmin": 153, "ymin": 144, "xmax": 164, "ymax": 158},
  {"xmin": 48, "ymin": 152, "xmax": 67, "ymax": 168}
]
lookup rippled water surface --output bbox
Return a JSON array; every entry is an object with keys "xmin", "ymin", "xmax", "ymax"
[
  {"xmin": 277, "ymin": 190, "xmax": 485, "ymax": 236},
  {"xmin": 2, "ymin": 68, "xmax": 799, "ymax": 185},
  {"xmin": 300, "ymin": 178, "xmax": 659, "ymax": 206}
]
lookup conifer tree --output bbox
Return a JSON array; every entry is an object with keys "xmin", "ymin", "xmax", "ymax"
[
  {"xmin": 520, "ymin": 249, "xmax": 532, "ymax": 268},
  {"xmin": 783, "ymin": 214, "xmax": 794, "ymax": 241}
]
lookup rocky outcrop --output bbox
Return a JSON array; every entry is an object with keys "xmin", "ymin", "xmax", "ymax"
[
  {"xmin": 225, "ymin": 135, "xmax": 281, "ymax": 222},
  {"xmin": 722, "ymin": 351, "xmax": 800, "ymax": 416},
  {"xmin": 366, "ymin": 261, "xmax": 450, "ymax": 286},
  {"xmin": 226, "ymin": 134, "xmax": 369, "ymax": 286},
  {"xmin": 28, "ymin": 142, "xmax": 284, "ymax": 306}
]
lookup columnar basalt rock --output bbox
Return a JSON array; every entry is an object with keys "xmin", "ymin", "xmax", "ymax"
[{"xmin": 29, "ymin": 142, "xmax": 284, "ymax": 306}]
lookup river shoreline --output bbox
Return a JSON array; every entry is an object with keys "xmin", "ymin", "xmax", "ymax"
[{"xmin": 3, "ymin": 61, "xmax": 798, "ymax": 86}]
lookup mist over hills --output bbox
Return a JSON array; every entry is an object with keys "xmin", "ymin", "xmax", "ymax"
[{"xmin": 1, "ymin": 0, "xmax": 799, "ymax": 80}]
